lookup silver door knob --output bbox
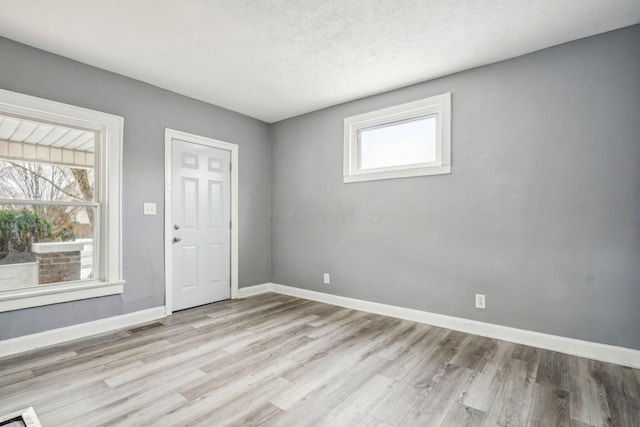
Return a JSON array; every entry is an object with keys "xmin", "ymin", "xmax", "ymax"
[
  {"xmin": 172, "ymin": 237, "xmax": 181, "ymax": 243},
  {"xmin": 174, "ymin": 224, "xmax": 180, "ymax": 230}
]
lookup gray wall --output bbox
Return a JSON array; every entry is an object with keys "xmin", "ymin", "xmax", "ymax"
[
  {"xmin": 2, "ymin": 26, "xmax": 639, "ymax": 349},
  {"xmin": 0, "ymin": 37, "xmax": 271, "ymax": 340},
  {"xmin": 271, "ymin": 25, "xmax": 640, "ymax": 349}
]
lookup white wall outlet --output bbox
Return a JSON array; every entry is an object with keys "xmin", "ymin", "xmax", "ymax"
[
  {"xmin": 323, "ymin": 273, "xmax": 330, "ymax": 284},
  {"xmin": 143, "ymin": 203, "xmax": 157, "ymax": 215},
  {"xmin": 475, "ymin": 294, "xmax": 486, "ymax": 309}
]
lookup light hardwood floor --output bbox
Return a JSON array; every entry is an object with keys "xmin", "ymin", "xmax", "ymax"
[{"xmin": 1, "ymin": 293, "xmax": 639, "ymax": 426}]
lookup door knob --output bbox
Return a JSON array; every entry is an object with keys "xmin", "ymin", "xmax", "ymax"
[
  {"xmin": 174, "ymin": 224, "xmax": 180, "ymax": 230},
  {"xmin": 172, "ymin": 237, "xmax": 181, "ymax": 243}
]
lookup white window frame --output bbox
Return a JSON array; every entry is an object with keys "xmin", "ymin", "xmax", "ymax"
[
  {"xmin": 0, "ymin": 88, "xmax": 124, "ymax": 312},
  {"xmin": 344, "ymin": 92, "xmax": 451, "ymax": 183}
]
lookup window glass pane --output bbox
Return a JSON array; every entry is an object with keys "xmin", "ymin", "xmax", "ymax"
[
  {"xmin": 0, "ymin": 204, "xmax": 96, "ymax": 290},
  {"xmin": 0, "ymin": 114, "xmax": 96, "ymax": 153},
  {"xmin": 0, "ymin": 113, "xmax": 95, "ymax": 201},
  {"xmin": 0, "ymin": 160, "xmax": 94, "ymax": 202},
  {"xmin": 0, "ymin": 114, "xmax": 97, "ymax": 290},
  {"xmin": 359, "ymin": 116, "xmax": 436, "ymax": 170}
]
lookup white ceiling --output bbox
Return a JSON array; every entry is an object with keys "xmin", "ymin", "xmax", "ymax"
[{"xmin": 0, "ymin": 1, "xmax": 638, "ymax": 123}]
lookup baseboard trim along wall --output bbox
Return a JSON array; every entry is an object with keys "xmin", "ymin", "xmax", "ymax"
[
  {"xmin": 237, "ymin": 283, "xmax": 272, "ymax": 298},
  {"xmin": 0, "ymin": 306, "xmax": 166, "ymax": 359},
  {"xmin": 242, "ymin": 283, "xmax": 640, "ymax": 369},
  {"xmin": 2, "ymin": 284, "xmax": 638, "ymax": 369}
]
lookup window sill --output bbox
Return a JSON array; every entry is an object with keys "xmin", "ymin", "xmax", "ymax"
[
  {"xmin": 344, "ymin": 164, "xmax": 451, "ymax": 183},
  {"xmin": 0, "ymin": 280, "xmax": 125, "ymax": 312}
]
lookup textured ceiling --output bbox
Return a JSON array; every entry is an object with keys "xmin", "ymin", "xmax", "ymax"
[{"xmin": 0, "ymin": 1, "xmax": 638, "ymax": 123}]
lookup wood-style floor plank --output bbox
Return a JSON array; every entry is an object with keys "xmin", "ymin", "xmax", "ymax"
[
  {"xmin": 601, "ymin": 363, "xmax": 640, "ymax": 426},
  {"xmin": 0, "ymin": 292, "xmax": 639, "ymax": 426},
  {"xmin": 399, "ymin": 363, "xmax": 474, "ymax": 426},
  {"xmin": 226, "ymin": 402, "xmax": 286, "ymax": 427},
  {"xmin": 316, "ymin": 374, "xmax": 394, "ymax": 426},
  {"xmin": 568, "ymin": 358, "xmax": 613, "ymax": 427},
  {"xmin": 526, "ymin": 383, "xmax": 571, "ymax": 426},
  {"xmin": 440, "ymin": 402, "xmax": 487, "ymax": 426},
  {"xmin": 459, "ymin": 340, "xmax": 516, "ymax": 412}
]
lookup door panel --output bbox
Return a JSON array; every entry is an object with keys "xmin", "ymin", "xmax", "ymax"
[
  {"xmin": 208, "ymin": 244, "xmax": 223, "ymax": 283},
  {"xmin": 181, "ymin": 178, "xmax": 199, "ymax": 228},
  {"xmin": 171, "ymin": 138, "xmax": 231, "ymax": 311},
  {"xmin": 208, "ymin": 180, "xmax": 224, "ymax": 228},
  {"xmin": 182, "ymin": 246, "xmax": 198, "ymax": 289}
]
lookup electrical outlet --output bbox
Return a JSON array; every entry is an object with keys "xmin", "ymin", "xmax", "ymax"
[
  {"xmin": 143, "ymin": 203, "xmax": 157, "ymax": 215},
  {"xmin": 323, "ymin": 273, "xmax": 330, "ymax": 284},
  {"xmin": 475, "ymin": 294, "xmax": 486, "ymax": 309}
]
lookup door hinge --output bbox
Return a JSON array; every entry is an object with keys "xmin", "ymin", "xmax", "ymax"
[
  {"xmin": 230, "ymin": 220, "xmax": 232, "ymax": 229},
  {"xmin": 229, "ymin": 162, "xmax": 232, "ymax": 172}
]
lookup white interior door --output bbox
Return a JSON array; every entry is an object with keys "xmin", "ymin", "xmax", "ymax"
[{"xmin": 171, "ymin": 138, "xmax": 231, "ymax": 311}]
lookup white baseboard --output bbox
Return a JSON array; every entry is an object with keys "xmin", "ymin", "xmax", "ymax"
[
  {"xmin": 239, "ymin": 283, "xmax": 640, "ymax": 369},
  {"xmin": 5, "ymin": 283, "xmax": 639, "ymax": 369},
  {"xmin": 238, "ymin": 283, "xmax": 273, "ymax": 298},
  {"xmin": 0, "ymin": 306, "xmax": 166, "ymax": 359},
  {"xmin": 1, "ymin": 284, "xmax": 271, "ymax": 359}
]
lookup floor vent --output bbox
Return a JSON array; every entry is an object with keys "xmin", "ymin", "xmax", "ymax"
[{"xmin": 0, "ymin": 407, "xmax": 42, "ymax": 427}]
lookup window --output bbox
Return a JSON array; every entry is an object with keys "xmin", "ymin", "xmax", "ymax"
[
  {"xmin": 343, "ymin": 93, "xmax": 451, "ymax": 183},
  {"xmin": 0, "ymin": 88, "xmax": 123, "ymax": 312}
]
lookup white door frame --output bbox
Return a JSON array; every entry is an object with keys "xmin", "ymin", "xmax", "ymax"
[{"xmin": 164, "ymin": 128, "xmax": 239, "ymax": 315}]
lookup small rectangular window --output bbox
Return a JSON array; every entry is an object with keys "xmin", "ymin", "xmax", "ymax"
[
  {"xmin": 344, "ymin": 93, "xmax": 451, "ymax": 183},
  {"xmin": 359, "ymin": 116, "xmax": 437, "ymax": 170}
]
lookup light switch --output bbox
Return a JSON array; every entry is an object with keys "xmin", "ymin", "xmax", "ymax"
[{"xmin": 143, "ymin": 203, "xmax": 157, "ymax": 215}]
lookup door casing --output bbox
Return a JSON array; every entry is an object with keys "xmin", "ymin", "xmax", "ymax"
[{"xmin": 164, "ymin": 128, "xmax": 239, "ymax": 315}]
